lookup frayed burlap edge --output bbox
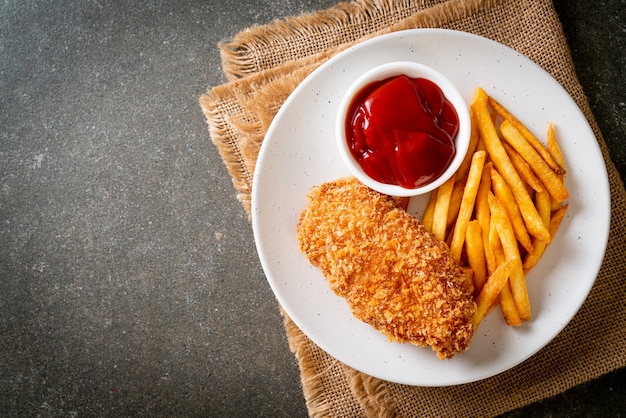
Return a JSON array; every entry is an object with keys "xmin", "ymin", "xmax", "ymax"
[
  {"xmin": 200, "ymin": 59, "xmax": 324, "ymax": 215},
  {"xmin": 219, "ymin": 0, "xmax": 503, "ymax": 80},
  {"xmin": 219, "ymin": 0, "xmax": 445, "ymax": 80}
]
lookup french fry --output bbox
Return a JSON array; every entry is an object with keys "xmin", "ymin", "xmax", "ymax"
[
  {"xmin": 550, "ymin": 195, "xmax": 563, "ymax": 212},
  {"xmin": 489, "ymin": 218, "xmax": 521, "ymax": 326},
  {"xmin": 547, "ymin": 122, "xmax": 567, "ymax": 210},
  {"xmin": 489, "ymin": 96, "xmax": 564, "ymax": 175},
  {"xmin": 450, "ymin": 150, "xmax": 486, "ymax": 264},
  {"xmin": 490, "ymin": 167, "xmax": 533, "ymax": 253},
  {"xmin": 503, "ymin": 142, "xmax": 545, "ymax": 194},
  {"xmin": 421, "ymin": 190, "xmax": 437, "ymax": 232},
  {"xmin": 499, "ymin": 120, "xmax": 569, "ymax": 204},
  {"xmin": 549, "ymin": 204, "xmax": 568, "ymax": 238},
  {"xmin": 487, "ymin": 217, "xmax": 503, "ymax": 274},
  {"xmin": 432, "ymin": 174, "xmax": 455, "ymax": 242},
  {"xmin": 471, "ymin": 88, "xmax": 551, "ymax": 243},
  {"xmin": 476, "ymin": 161, "xmax": 493, "ymax": 272},
  {"xmin": 523, "ymin": 202, "xmax": 567, "ymax": 284},
  {"xmin": 499, "ymin": 281, "xmax": 522, "ymax": 326},
  {"xmin": 488, "ymin": 193, "xmax": 531, "ymax": 321},
  {"xmin": 447, "ymin": 178, "xmax": 466, "ymax": 228},
  {"xmin": 456, "ymin": 106, "xmax": 481, "ymax": 180},
  {"xmin": 466, "ymin": 220, "xmax": 487, "ymax": 295},
  {"xmin": 473, "ymin": 258, "xmax": 516, "ymax": 329},
  {"xmin": 523, "ymin": 190, "xmax": 551, "ymax": 273},
  {"xmin": 547, "ymin": 122, "xmax": 565, "ymax": 172},
  {"xmin": 522, "ymin": 201, "xmax": 567, "ymax": 273}
]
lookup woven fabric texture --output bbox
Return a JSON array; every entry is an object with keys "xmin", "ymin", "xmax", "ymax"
[{"xmin": 200, "ymin": 0, "xmax": 626, "ymax": 416}]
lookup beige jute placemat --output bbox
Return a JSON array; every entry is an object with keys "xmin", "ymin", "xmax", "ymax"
[{"xmin": 200, "ymin": 0, "xmax": 626, "ymax": 416}]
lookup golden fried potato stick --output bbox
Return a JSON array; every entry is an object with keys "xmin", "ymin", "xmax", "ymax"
[
  {"xmin": 456, "ymin": 106, "xmax": 481, "ymax": 180},
  {"xmin": 432, "ymin": 173, "xmax": 455, "ymax": 242},
  {"xmin": 490, "ymin": 167, "xmax": 533, "ymax": 253},
  {"xmin": 523, "ymin": 190, "xmax": 551, "ymax": 273},
  {"xmin": 421, "ymin": 190, "xmax": 437, "ymax": 232},
  {"xmin": 524, "ymin": 202, "xmax": 568, "ymax": 272},
  {"xmin": 547, "ymin": 122, "xmax": 567, "ymax": 210},
  {"xmin": 489, "ymin": 218, "xmax": 521, "ymax": 326},
  {"xmin": 488, "ymin": 192, "xmax": 531, "ymax": 321},
  {"xmin": 499, "ymin": 120, "xmax": 569, "ymax": 204},
  {"xmin": 466, "ymin": 219, "xmax": 487, "ymax": 295},
  {"xmin": 447, "ymin": 178, "xmax": 466, "ymax": 228},
  {"xmin": 450, "ymin": 150, "xmax": 486, "ymax": 264},
  {"xmin": 476, "ymin": 161, "xmax": 493, "ymax": 272},
  {"xmin": 473, "ymin": 258, "xmax": 516, "ymax": 329},
  {"xmin": 471, "ymin": 88, "xmax": 551, "ymax": 243},
  {"xmin": 503, "ymin": 142, "xmax": 545, "ymax": 194},
  {"xmin": 487, "ymin": 218, "xmax": 503, "ymax": 273},
  {"xmin": 550, "ymin": 195, "xmax": 563, "ymax": 212},
  {"xmin": 547, "ymin": 122, "xmax": 565, "ymax": 171},
  {"xmin": 489, "ymin": 96, "xmax": 564, "ymax": 175},
  {"xmin": 523, "ymin": 201, "xmax": 568, "ymax": 273},
  {"xmin": 499, "ymin": 282, "xmax": 521, "ymax": 326},
  {"xmin": 549, "ymin": 204, "xmax": 569, "ymax": 237}
]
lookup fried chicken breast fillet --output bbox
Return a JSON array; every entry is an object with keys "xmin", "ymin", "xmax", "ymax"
[{"xmin": 296, "ymin": 177, "xmax": 476, "ymax": 359}]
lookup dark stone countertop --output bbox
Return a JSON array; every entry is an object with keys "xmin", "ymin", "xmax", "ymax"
[{"xmin": 1, "ymin": 1, "xmax": 624, "ymax": 416}]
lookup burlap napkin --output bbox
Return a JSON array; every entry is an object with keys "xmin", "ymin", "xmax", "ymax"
[{"xmin": 200, "ymin": 0, "xmax": 626, "ymax": 416}]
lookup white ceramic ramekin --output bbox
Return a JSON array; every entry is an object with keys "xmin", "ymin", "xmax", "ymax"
[{"xmin": 336, "ymin": 61, "xmax": 471, "ymax": 197}]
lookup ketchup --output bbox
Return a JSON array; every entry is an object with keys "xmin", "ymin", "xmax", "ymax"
[{"xmin": 345, "ymin": 75, "xmax": 459, "ymax": 189}]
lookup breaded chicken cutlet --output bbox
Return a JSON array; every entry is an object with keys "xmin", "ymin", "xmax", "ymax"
[{"xmin": 296, "ymin": 177, "xmax": 476, "ymax": 359}]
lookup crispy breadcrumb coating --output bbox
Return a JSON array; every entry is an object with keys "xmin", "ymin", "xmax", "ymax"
[{"xmin": 296, "ymin": 177, "xmax": 476, "ymax": 359}]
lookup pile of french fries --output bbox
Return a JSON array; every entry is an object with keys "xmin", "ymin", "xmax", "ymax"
[{"xmin": 421, "ymin": 87, "xmax": 569, "ymax": 329}]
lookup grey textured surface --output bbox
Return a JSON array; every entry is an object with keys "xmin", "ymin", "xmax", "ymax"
[{"xmin": 1, "ymin": 1, "xmax": 624, "ymax": 416}]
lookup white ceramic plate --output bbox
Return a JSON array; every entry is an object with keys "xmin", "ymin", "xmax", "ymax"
[{"xmin": 251, "ymin": 29, "xmax": 610, "ymax": 386}]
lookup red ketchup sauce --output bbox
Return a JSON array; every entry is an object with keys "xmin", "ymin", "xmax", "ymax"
[{"xmin": 345, "ymin": 75, "xmax": 459, "ymax": 189}]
